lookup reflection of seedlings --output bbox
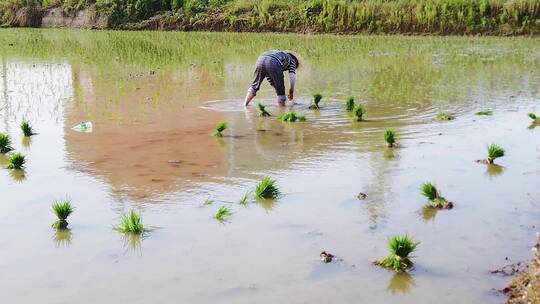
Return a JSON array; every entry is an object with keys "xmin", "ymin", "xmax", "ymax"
[
  {"xmin": 238, "ymin": 193, "xmax": 249, "ymax": 206},
  {"xmin": 375, "ymin": 235, "xmax": 420, "ymax": 272},
  {"xmin": 346, "ymin": 96, "xmax": 355, "ymax": 112},
  {"xmin": 309, "ymin": 93, "xmax": 322, "ymax": 110},
  {"xmin": 114, "ymin": 209, "xmax": 148, "ymax": 234},
  {"xmin": 21, "ymin": 120, "xmax": 35, "ymax": 136},
  {"xmin": 353, "ymin": 104, "xmax": 366, "ymax": 121},
  {"xmin": 0, "ymin": 133, "xmax": 13, "ymax": 153},
  {"xmin": 387, "ymin": 271, "xmax": 416, "ymax": 295},
  {"xmin": 53, "ymin": 229, "xmax": 72, "ymax": 247},
  {"xmin": 22, "ymin": 136, "xmax": 31, "ymax": 148},
  {"xmin": 421, "ymin": 182, "xmax": 453, "ymax": 209},
  {"xmin": 213, "ymin": 121, "xmax": 227, "ymax": 137},
  {"xmin": 476, "ymin": 110, "xmax": 493, "ymax": 116},
  {"xmin": 9, "ymin": 169, "xmax": 26, "ymax": 182},
  {"xmin": 255, "ymin": 177, "xmax": 280, "ymax": 199},
  {"xmin": 421, "ymin": 206, "xmax": 438, "ymax": 222},
  {"xmin": 478, "ymin": 143, "xmax": 505, "ymax": 164},
  {"xmin": 6, "ymin": 152, "xmax": 26, "ymax": 169},
  {"xmin": 202, "ymin": 199, "xmax": 214, "ymax": 206},
  {"xmin": 320, "ymin": 251, "xmax": 334, "ymax": 263},
  {"xmin": 51, "ymin": 200, "xmax": 74, "ymax": 229},
  {"xmin": 436, "ymin": 112, "xmax": 455, "ymax": 121},
  {"xmin": 215, "ymin": 206, "xmax": 232, "ymax": 222},
  {"xmin": 486, "ymin": 163, "xmax": 504, "ymax": 177},
  {"xmin": 384, "ymin": 128, "xmax": 397, "ymax": 147},
  {"xmin": 278, "ymin": 112, "xmax": 306, "ymax": 122},
  {"xmin": 257, "ymin": 103, "xmax": 271, "ymax": 117}
]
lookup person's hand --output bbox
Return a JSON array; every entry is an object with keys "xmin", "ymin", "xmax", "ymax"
[{"xmin": 288, "ymin": 89, "xmax": 294, "ymax": 101}]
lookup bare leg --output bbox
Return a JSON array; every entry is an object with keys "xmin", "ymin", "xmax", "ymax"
[
  {"xmin": 277, "ymin": 98, "xmax": 286, "ymax": 107},
  {"xmin": 244, "ymin": 89, "xmax": 256, "ymax": 106}
]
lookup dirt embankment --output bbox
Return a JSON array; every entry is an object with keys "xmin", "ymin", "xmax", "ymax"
[
  {"xmin": 5, "ymin": 5, "xmax": 107, "ymax": 29},
  {"xmin": 504, "ymin": 234, "xmax": 540, "ymax": 303}
]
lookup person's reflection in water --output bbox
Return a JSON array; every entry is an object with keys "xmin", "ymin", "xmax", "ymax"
[
  {"xmin": 53, "ymin": 229, "xmax": 72, "ymax": 247},
  {"xmin": 387, "ymin": 271, "xmax": 416, "ymax": 295}
]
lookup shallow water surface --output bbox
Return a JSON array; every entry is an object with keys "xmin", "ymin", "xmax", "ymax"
[{"xmin": 1, "ymin": 29, "xmax": 540, "ymax": 303}]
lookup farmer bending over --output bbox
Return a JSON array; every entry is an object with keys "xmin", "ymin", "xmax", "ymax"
[{"xmin": 244, "ymin": 50, "xmax": 300, "ymax": 107}]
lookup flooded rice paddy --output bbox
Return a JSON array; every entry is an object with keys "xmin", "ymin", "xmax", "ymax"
[{"xmin": 1, "ymin": 29, "xmax": 540, "ymax": 303}]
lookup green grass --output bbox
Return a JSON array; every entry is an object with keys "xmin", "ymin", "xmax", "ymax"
[
  {"xmin": 0, "ymin": 133, "xmax": 13, "ymax": 153},
  {"xmin": 375, "ymin": 235, "xmax": 420, "ymax": 272},
  {"xmin": 213, "ymin": 121, "xmax": 227, "ymax": 137},
  {"xmin": 278, "ymin": 112, "xmax": 306, "ymax": 122},
  {"xmin": 20, "ymin": 120, "xmax": 35, "ymax": 137},
  {"xmin": 255, "ymin": 177, "xmax": 280, "ymax": 199},
  {"xmin": 257, "ymin": 103, "xmax": 271, "ymax": 117},
  {"xmin": 436, "ymin": 112, "xmax": 455, "ymax": 121},
  {"xmin": 309, "ymin": 93, "xmax": 322, "ymax": 110},
  {"xmin": 114, "ymin": 209, "xmax": 147, "ymax": 234},
  {"xmin": 215, "ymin": 206, "xmax": 232, "ymax": 221},
  {"xmin": 203, "ymin": 199, "xmax": 214, "ymax": 206},
  {"xmin": 486, "ymin": 143, "xmax": 505, "ymax": 164},
  {"xmin": 476, "ymin": 110, "xmax": 493, "ymax": 116},
  {"xmin": 421, "ymin": 182, "xmax": 452, "ymax": 208},
  {"xmin": 384, "ymin": 128, "xmax": 396, "ymax": 147},
  {"xmin": 353, "ymin": 104, "xmax": 366, "ymax": 121},
  {"xmin": 346, "ymin": 96, "xmax": 355, "ymax": 112},
  {"xmin": 238, "ymin": 193, "xmax": 249, "ymax": 206},
  {"xmin": 6, "ymin": 152, "xmax": 25, "ymax": 169},
  {"xmin": 51, "ymin": 200, "xmax": 74, "ymax": 229}
]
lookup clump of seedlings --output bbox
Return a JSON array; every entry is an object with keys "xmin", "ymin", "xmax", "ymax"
[
  {"xmin": 20, "ymin": 120, "xmax": 35, "ymax": 136},
  {"xmin": 278, "ymin": 111, "xmax": 306, "ymax": 122},
  {"xmin": 213, "ymin": 121, "xmax": 227, "ymax": 137},
  {"xmin": 0, "ymin": 133, "xmax": 13, "ymax": 153},
  {"xmin": 478, "ymin": 143, "xmax": 505, "ymax": 165},
  {"xmin": 202, "ymin": 199, "xmax": 214, "ymax": 206},
  {"xmin": 51, "ymin": 200, "xmax": 74, "ymax": 229},
  {"xmin": 353, "ymin": 104, "xmax": 366, "ymax": 121},
  {"xmin": 375, "ymin": 235, "xmax": 420, "ymax": 272},
  {"xmin": 257, "ymin": 103, "xmax": 271, "ymax": 117},
  {"xmin": 421, "ymin": 182, "xmax": 453, "ymax": 209},
  {"xmin": 436, "ymin": 112, "xmax": 455, "ymax": 121},
  {"xmin": 529, "ymin": 113, "xmax": 540, "ymax": 123},
  {"xmin": 309, "ymin": 93, "xmax": 322, "ymax": 110},
  {"xmin": 215, "ymin": 206, "xmax": 232, "ymax": 221},
  {"xmin": 238, "ymin": 193, "xmax": 249, "ymax": 206},
  {"xmin": 114, "ymin": 209, "xmax": 148, "ymax": 234},
  {"xmin": 476, "ymin": 110, "xmax": 493, "ymax": 116},
  {"xmin": 255, "ymin": 177, "xmax": 280, "ymax": 199},
  {"xmin": 6, "ymin": 152, "xmax": 25, "ymax": 169},
  {"xmin": 346, "ymin": 96, "xmax": 355, "ymax": 112},
  {"xmin": 384, "ymin": 128, "xmax": 397, "ymax": 147}
]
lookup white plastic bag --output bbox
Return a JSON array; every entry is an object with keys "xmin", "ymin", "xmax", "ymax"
[{"xmin": 72, "ymin": 121, "xmax": 93, "ymax": 133}]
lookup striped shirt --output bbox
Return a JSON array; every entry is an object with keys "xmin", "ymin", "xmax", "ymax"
[{"xmin": 261, "ymin": 50, "xmax": 297, "ymax": 74}]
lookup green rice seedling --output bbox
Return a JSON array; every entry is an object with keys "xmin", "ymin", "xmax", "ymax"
[
  {"xmin": 421, "ymin": 182, "xmax": 453, "ymax": 209},
  {"xmin": 353, "ymin": 104, "xmax": 366, "ymax": 121},
  {"xmin": 255, "ymin": 177, "xmax": 280, "ymax": 199},
  {"xmin": 114, "ymin": 209, "xmax": 147, "ymax": 234},
  {"xmin": 215, "ymin": 206, "xmax": 232, "ymax": 221},
  {"xmin": 0, "ymin": 133, "xmax": 13, "ymax": 153},
  {"xmin": 528, "ymin": 113, "xmax": 540, "ymax": 124},
  {"xmin": 436, "ymin": 112, "xmax": 455, "ymax": 121},
  {"xmin": 309, "ymin": 93, "xmax": 322, "ymax": 109},
  {"xmin": 20, "ymin": 120, "xmax": 35, "ymax": 136},
  {"xmin": 375, "ymin": 235, "xmax": 420, "ymax": 272},
  {"xmin": 528, "ymin": 113, "xmax": 537, "ymax": 120},
  {"xmin": 212, "ymin": 121, "xmax": 227, "ymax": 137},
  {"xmin": 257, "ymin": 103, "xmax": 271, "ymax": 117},
  {"xmin": 6, "ymin": 152, "xmax": 25, "ymax": 169},
  {"xmin": 384, "ymin": 128, "xmax": 396, "ymax": 147},
  {"xmin": 485, "ymin": 143, "xmax": 505, "ymax": 164},
  {"xmin": 476, "ymin": 110, "xmax": 493, "ymax": 116},
  {"xmin": 203, "ymin": 199, "xmax": 214, "ymax": 206},
  {"xmin": 51, "ymin": 200, "xmax": 74, "ymax": 229},
  {"xmin": 346, "ymin": 96, "xmax": 355, "ymax": 112},
  {"xmin": 278, "ymin": 111, "xmax": 306, "ymax": 122},
  {"xmin": 238, "ymin": 193, "xmax": 249, "ymax": 206}
]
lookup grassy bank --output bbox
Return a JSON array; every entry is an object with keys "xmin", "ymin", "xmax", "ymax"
[{"xmin": 1, "ymin": 0, "xmax": 540, "ymax": 35}]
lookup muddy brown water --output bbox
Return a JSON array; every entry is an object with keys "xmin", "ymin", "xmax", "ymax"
[{"xmin": 0, "ymin": 29, "xmax": 540, "ymax": 303}]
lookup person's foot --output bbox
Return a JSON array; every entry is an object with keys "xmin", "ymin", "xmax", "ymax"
[{"xmin": 277, "ymin": 100, "xmax": 286, "ymax": 107}]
